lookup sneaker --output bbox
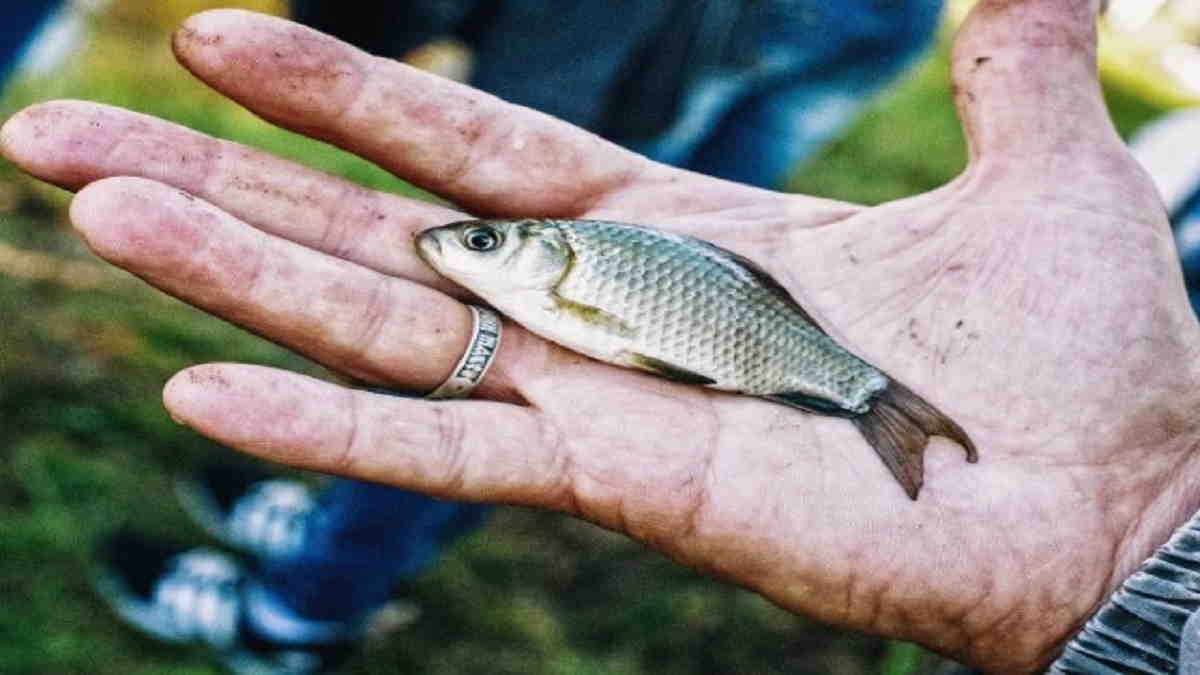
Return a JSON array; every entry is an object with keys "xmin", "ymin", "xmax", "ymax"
[
  {"xmin": 175, "ymin": 462, "xmax": 422, "ymax": 642},
  {"xmin": 176, "ymin": 463, "xmax": 316, "ymax": 560},
  {"xmin": 93, "ymin": 531, "xmax": 352, "ymax": 675}
]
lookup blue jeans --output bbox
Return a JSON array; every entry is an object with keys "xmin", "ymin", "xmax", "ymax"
[
  {"xmin": 260, "ymin": 479, "xmax": 490, "ymax": 623},
  {"xmin": 634, "ymin": 0, "xmax": 942, "ymax": 187},
  {"xmin": 292, "ymin": 0, "xmax": 942, "ymax": 189},
  {"xmin": 263, "ymin": 0, "xmax": 943, "ymax": 626},
  {"xmin": 1173, "ymin": 187, "xmax": 1200, "ymax": 313},
  {"xmin": 0, "ymin": 0, "xmax": 60, "ymax": 82}
]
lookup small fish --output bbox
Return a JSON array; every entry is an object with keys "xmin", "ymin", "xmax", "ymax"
[{"xmin": 416, "ymin": 219, "xmax": 976, "ymax": 499}]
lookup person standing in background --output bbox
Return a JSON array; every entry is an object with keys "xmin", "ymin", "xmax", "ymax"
[{"xmin": 293, "ymin": 0, "xmax": 943, "ymax": 187}]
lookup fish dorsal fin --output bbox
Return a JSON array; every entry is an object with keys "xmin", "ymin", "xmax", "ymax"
[
  {"xmin": 687, "ymin": 237, "xmax": 829, "ymax": 336},
  {"xmin": 621, "ymin": 352, "xmax": 717, "ymax": 386}
]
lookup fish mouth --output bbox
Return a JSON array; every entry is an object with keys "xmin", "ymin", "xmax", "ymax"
[{"xmin": 415, "ymin": 232, "xmax": 442, "ymax": 264}]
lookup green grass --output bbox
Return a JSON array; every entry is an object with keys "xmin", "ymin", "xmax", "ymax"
[
  {"xmin": 788, "ymin": 52, "xmax": 967, "ymax": 204},
  {"xmin": 0, "ymin": 11, "xmax": 1169, "ymax": 675}
]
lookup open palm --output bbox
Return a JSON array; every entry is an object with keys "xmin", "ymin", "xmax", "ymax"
[{"xmin": 4, "ymin": 1, "xmax": 1198, "ymax": 671}]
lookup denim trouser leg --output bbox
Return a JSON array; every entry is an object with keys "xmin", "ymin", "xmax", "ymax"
[
  {"xmin": 683, "ymin": 74, "xmax": 883, "ymax": 188},
  {"xmin": 258, "ymin": 479, "xmax": 490, "ymax": 623},
  {"xmin": 0, "ymin": 0, "xmax": 60, "ymax": 82},
  {"xmin": 1173, "ymin": 186, "xmax": 1200, "ymax": 315},
  {"xmin": 633, "ymin": 0, "xmax": 942, "ymax": 188}
]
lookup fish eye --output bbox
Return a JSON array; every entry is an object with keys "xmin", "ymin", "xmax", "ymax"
[{"xmin": 462, "ymin": 226, "xmax": 502, "ymax": 252}]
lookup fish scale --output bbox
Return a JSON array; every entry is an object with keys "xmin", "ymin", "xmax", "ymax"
[{"xmin": 552, "ymin": 220, "xmax": 883, "ymax": 410}]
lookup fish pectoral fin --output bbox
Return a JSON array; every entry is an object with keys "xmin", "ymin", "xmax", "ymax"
[
  {"xmin": 620, "ymin": 352, "xmax": 717, "ymax": 386},
  {"xmin": 552, "ymin": 294, "xmax": 633, "ymax": 336}
]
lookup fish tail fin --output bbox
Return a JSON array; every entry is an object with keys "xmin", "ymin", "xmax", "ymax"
[{"xmin": 851, "ymin": 380, "xmax": 977, "ymax": 500}]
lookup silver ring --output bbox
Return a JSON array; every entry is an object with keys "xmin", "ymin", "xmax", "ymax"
[{"xmin": 426, "ymin": 305, "xmax": 503, "ymax": 400}]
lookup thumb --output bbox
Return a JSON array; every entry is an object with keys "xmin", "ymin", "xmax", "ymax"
[{"xmin": 952, "ymin": 0, "xmax": 1120, "ymax": 176}]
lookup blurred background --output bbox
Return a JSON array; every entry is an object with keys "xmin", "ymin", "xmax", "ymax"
[{"xmin": 0, "ymin": 1, "xmax": 1196, "ymax": 673}]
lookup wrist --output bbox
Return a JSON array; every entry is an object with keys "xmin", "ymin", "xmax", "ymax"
[
  {"xmin": 954, "ymin": 433, "xmax": 1200, "ymax": 672},
  {"xmin": 1048, "ymin": 436, "xmax": 1200, "ymax": 672},
  {"xmin": 1052, "ymin": 507, "xmax": 1200, "ymax": 673}
]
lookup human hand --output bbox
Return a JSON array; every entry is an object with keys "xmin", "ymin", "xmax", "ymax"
[{"xmin": 4, "ymin": 1, "xmax": 1197, "ymax": 671}]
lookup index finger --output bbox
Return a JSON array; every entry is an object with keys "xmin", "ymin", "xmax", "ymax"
[
  {"xmin": 172, "ymin": 9, "xmax": 648, "ymax": 218},
  {"xmin": 172, "ymin": 10, "xmax": 855, "ymax": 223}
]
